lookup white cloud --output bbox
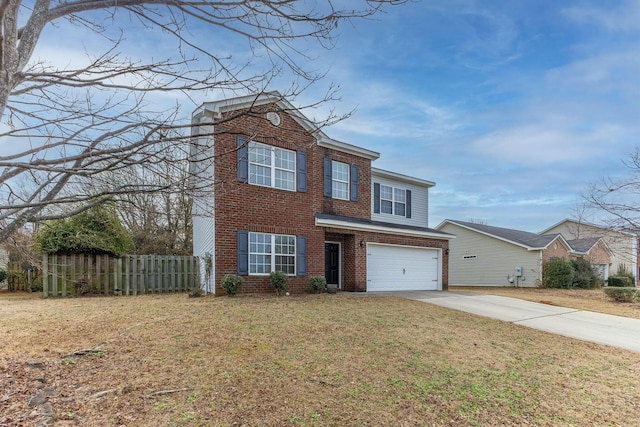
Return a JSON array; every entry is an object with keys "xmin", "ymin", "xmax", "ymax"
[
  {"xmin": 468, "ymin": 123, "xmax": 626, "ymax": 166},
  {"xmin": 545, "ymin": 50, "xmax": 640, "ymax": 97},
  {"xmin": 563, "ymin": 1, "xmax": 640, "ymax": 32}
]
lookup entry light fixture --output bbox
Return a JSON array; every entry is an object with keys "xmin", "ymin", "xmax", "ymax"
[
  {"xmin": 445, "ymin": 248, "xmax": 449, "ymax": 255},
  {"xmin": 359, "ymin": 239, "xmax": 366, "ymax": 248}
]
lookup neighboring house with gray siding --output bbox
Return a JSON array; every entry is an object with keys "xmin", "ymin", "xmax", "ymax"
[
  {"xmin": 437, "ymin": 220, "xmax": 613, "ymax": 287},
  {"xmin": 436, "ymin": 220, "xmax": 572, "ymax": 287},
  {"xmin": 541, "ymin": 219, "xmax": 637, "ymax": 285}
]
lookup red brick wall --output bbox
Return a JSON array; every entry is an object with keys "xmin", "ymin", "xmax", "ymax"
[
  {"xmin": 324, "ymin": 228, "xmax": 449, "ymax": 292},
  {"xmin": 213, "ymin": 104, "xmax": 325, "ymax": 294},
  {"xmin": 211, "ymin": 103, "xmax": 449, "ymax": 294},
  {"xmin": 542, "ymin": 239, "xmax": 571, "ymax": 263},
  {"xmin": 585, "ymin": 241, "xmax": 611, "ymax": 265}
]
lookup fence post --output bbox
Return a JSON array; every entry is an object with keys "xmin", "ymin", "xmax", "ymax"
[
  {"xmin": 51, "ymin": 254, "xmax": 59, "ymax": 297},
  {"xmin": 115, "ymin": 257, "xmax": 121, "ymax": 293},
  {"xmin": 42, "ymin": 254, "xmax": 49, "ymax": 298},
  {"xmin": 61, "ymin": 254, "xmax": 68, "ymax": 297}
]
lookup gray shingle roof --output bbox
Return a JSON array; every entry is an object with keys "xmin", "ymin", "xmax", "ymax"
[
  {"xmin": 446, "ymin": 220, "xmax": 560, "ymax": 249},
  {"xmin": 316, "ymin": 213, "xmax": 453, "ymax": 236},
  {"xmin": 567, "ymin": 237, "xmax": 601, "ymax": 254}
]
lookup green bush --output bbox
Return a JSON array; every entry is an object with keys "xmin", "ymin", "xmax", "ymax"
[
  {"xmin": 608, "ymin": 276, "xmax": 633, "ymax": 287},
  {"xmin": 308, "ymin": 276, "xmax": 327, "ymax": 293},
  {"xmin": 0, "ymin": 269, "xmax": 7, "ymax": 283},
  {"xmin": 570, "ymin": 258, "xmax": 600, "ymax": 289},
  {"xmin": 604, "ymin": 287, "xmax": 639, "ymax": 303},
  {"xmin": 542, "ymin": 258, "xmax": 574, "ymax": 289},
  {"xmin": 615, "ymin": 263, "xmax": 635, "ymax": 286},
  {"xmin": 30, "ymin": 280, "xmax": 43, "ymax": 292},
  {"xmin": 270, "ymin": 270, "xmax": 288, "ymax": 295},
  {"xmin": 221, "ymin": 274, "xmax": 243, "ymax": 296},
  {"xmin": 35, "ymin": 204, "xmax": 135, "ymax": 256}
]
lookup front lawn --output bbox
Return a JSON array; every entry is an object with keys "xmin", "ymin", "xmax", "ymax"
[{"xmin": 1, "ymin": 293, "xmax": 638, "ymax": 426}]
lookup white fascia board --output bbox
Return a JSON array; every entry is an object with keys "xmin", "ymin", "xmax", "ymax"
[
  {"xmin": 315, "ymin": 217, "xmax": 454, "ymax": 240},
  {"xmin": 372, "ymin": 167, "xmax": 435, "ymax": 187},
  {"xmin": 318, "ymin": 137, "xmax": 380, "ymax": 160},
  {"xmin": 193, "ymin": 93, "xmax": 380, "ymax": 160},
  {"xmin": 193, "ymin": 91, "xmax": 284, "ymax": 118}
]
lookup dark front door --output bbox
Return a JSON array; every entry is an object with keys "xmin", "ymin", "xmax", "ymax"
[{"xmin": 325, "ymin": 243, "xmax": 340, "ymax": 286}]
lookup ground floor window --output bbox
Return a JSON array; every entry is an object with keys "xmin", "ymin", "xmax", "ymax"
[{"xmin": 249, "ymin": 232, "xmax": 296, "ymax": 275}]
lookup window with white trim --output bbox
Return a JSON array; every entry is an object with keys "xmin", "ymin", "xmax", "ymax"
[
  {"xmin": 249, "ymin": 232, "xmax": 296, "ymax": 275},
  {"xmin": 248, "ymin": 142, "xmax": 296, "ymax": 191},
  {"xmin": 380, "ymin": 185, "xmax": 406, "ymax": 216},
  {"xmin": 332, "ymin": 160, "xmax": 349, "ymax": 200}
]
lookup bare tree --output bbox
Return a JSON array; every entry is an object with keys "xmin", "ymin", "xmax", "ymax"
[
  {"xmin": 104, "ymin": 139, "xmax": 193, "ymax": 255},
  {"xmin": 0, "ymin": 0, "xmax": 407, "ymax": 243},
  {"xmin": 584, "ymin": 147, "xmax": 640, "ymax": 232}
]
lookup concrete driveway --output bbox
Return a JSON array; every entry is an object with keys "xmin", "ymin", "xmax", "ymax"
[{"xmin": 375, "ymin": 291, "xmax": 640, "ymax": 353}]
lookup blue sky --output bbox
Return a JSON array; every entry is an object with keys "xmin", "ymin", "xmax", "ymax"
[
  {"xmin": 299, "ymin": 0, "xmax": 640, "ymax": 231},
  {"xmin": 30, "ymin": 0, "xmax": 640, "ymax": 232}
]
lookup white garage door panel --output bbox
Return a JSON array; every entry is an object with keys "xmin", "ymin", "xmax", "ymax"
[{"xmin": 366, "ymin": 244, "xmax": 439, "ymax": 291}]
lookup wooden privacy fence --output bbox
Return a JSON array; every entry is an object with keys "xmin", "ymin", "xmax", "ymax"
[
  {"xmin": 6, "ymin": 261, "xmax": 41, "ymax": 291},
  {"xmin": 42, "ymin": 254, "xmax": 200, "ymax": 298}
]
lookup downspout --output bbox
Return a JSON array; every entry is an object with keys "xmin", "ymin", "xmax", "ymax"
[{"xmin": 539, "ymin": 251, "xmax": 543, "ymax": 284}]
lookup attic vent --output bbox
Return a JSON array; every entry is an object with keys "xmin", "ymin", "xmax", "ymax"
[{"xmin": 266, "ymin": 111, "xmax": 281, "ymax": 126}]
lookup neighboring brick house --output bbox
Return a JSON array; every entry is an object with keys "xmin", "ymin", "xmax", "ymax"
[
  {"xmin": 541, "ymin": 219, "xmax": 637, "ymax": 285},
  {"xmin": 435, "ymin": 220, "xmax": 611, "ymax": 287},
  {"xmin": 566, "ymin": 237, "xmax": 612, "ymax": 280},
  {"xmin": 190, "ymin": 92, "xmax": 453, "ymax": 294}
]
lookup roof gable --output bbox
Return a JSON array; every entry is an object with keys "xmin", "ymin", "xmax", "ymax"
[
  {"xmin": 567, "ymin": 237, "xmax": 612, "ymax": 256},
  {"xmin": 194, "ymin": 91, "xmax": 380, "ymax": 160},
  {"xmin": 541, "ymin": 218, "xmax": 637, "ymax": 237}
]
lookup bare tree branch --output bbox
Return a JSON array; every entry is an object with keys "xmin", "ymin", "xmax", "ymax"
[{"xmin": 0, "ymin": 0, "xmax": 407, "ymax": 243}]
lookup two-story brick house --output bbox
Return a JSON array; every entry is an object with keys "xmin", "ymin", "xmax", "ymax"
[{"xmin": 190, "ymin": 92, "xmax": 452, "ymax": 294}]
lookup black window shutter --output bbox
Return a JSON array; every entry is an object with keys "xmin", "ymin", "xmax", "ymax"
[
  {"xmin": 323, "ymin": 157, "xmax": 332, "ymax": 197},
  {"xmin": 373, "ymin": 183, "xmax": 381, "ymax": 214},
  {"xmin": 296, "ymin": 236, "xmax": 307, "ymax": 276},
  {"xmin": 406, "ymin": 190, "xmax": 412, "ymax": 218},
  {"xmin": 350, "ymin": 165, "xmax": 359, "ymax": 202},
  {"xmin": 297, "ymin": 151, "xmax": 307, "ymax": 192},
  {"xmin": 237, "ymin": 137, "xmax": 248, "ymax": 183},
  {"xmin": 237, "ymin": 231, "xmax": 249, "ymax": 276}
]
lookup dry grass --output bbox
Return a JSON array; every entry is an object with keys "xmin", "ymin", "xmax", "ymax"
[
  {"xmin": 451, "ymin": 286, "xmax": 640, "ymax": 319},
  {"xmin": 1, "ymin": 292, "xmax": 640, "ymax": 426}
]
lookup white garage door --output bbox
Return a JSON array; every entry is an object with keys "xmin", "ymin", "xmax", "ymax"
[{"xmin": 366, "ymin": 243, "xmax": 440, "ymax": 291}]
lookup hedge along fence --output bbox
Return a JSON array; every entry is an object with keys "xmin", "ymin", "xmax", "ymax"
[{"xmin": 42, "ymin": 254, "xmax": 200, "ymax": 298}]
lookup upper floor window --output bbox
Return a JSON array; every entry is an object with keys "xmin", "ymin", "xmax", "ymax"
[
  {"xmin": 380, "ymin": 185, "xmax": 406, "ymax": 216},
  {"xmin": 331, "ymin": 160, "xmax": 350, "ymax": 200},
  {"xmin": 373, "ymin": 182, "xmax": 411, "ymax": 218},
  {"xmin": 248, "ymin": 232, "xmax": 296, "ymax": 275},
  {"xmin": 248, "ymin": 142, "xmax": 296, "ymax": 191}
]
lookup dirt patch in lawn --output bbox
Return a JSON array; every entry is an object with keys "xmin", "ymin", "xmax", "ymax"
[
  {"xmin": 451, "ymin": 286, "xmax": 640, "ymax": 319},
  {"xmin": 1, "ymin": 292, "xmax": 639, "ymax": 426}
]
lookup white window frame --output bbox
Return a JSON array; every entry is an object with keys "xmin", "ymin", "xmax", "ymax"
[
  {"xmin": 248, "ymin": 141, "xmax": 296, "ymax": 191},
  {"xmin": 332, "ymin": 160, "xmax": 349, "ymax": 200},
  {"xmin": 379, "ymin": 184, "xmax": 406, "ymax": 216},
  {"xmin": 248, "ymin": 232, "xmax": 296, "ymax": 276}
]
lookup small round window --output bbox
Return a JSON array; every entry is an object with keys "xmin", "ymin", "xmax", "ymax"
[{"xmin": 266, "ymin": 112, "xmax": 281, "ymax": 126}]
